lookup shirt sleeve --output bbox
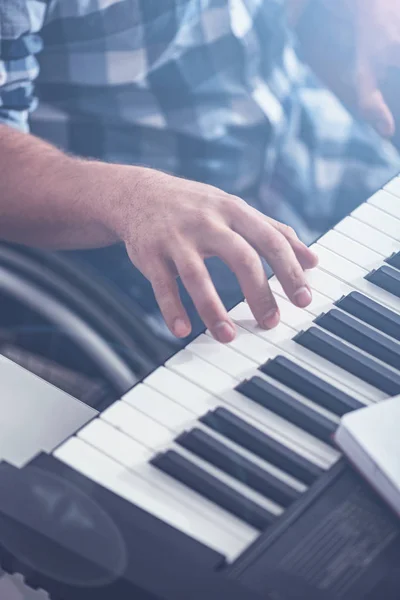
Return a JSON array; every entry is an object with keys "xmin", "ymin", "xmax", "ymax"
[{"xmin": 0, "ymin": 1, "xmax": 47, "ymax": 132}]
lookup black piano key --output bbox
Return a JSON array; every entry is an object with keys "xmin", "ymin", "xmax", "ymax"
[
  {"xmin": 366, "ymin": 265, "xmax": 400, "ymax": 298},
  {"xmin": 295, "ymin": 327, "xmax": 400, "ymax": 396},
  {"xmin": 315, "ymin": 309, "xmax": 400, "ymax": 371},
  {"xmin": 261, "ymin": 355, "xmax": 363, "ymax": 416},
  {"xmin": 176, "ymin": 428, "xmax": 300, "ymax": 507},
  {"xmin": 386, "ymin": 252, "xmax": 400, "ymax": 270},
  {"xmin": 151, "ymin": 450, "xmax": 274, "ymax": 531},
  {"xmin": 336, "ymin": 291, "xmax": 400, "ymax": 342},
  {"xmin": 237, "ymin": 377, "xmax": 337, "ymax": 446},
  {"xmin": 200, "ymin": 408, "xmax": 322, "ymax": 485}
]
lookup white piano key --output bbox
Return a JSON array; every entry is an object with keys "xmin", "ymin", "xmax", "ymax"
[
  {"xmin": 306, "ymin": 268, "xmax": 354, "ymax": 302},
  {"xmin": 55, "ymin": 437, "xmax": 254, "ymax": 561},
  {"xmin": 190, "ymin": 331, "xmax": 340, "ymax": 424},
  {"xmin": 194, "ymin": 329, "xmax": 342, "ymax": 426},
  {"xmin": 312, "ymin": 244, "xmax": 400, "ymax": 312},
  {"xmin": 79, "ymin": 418, "xmax": 256, "ymax": 548},
  {"xmin": 196, "ymin": 421, "xmax": 308, "ymax": 493},
  {"xmin": 167, "ymin": 347, "xmax": 337, "ymax": 426},
  {"xmin": 229, "ymin": 302, "xmax": 297, "ymax": 345},
  {"xmin": 187, "ymin": 334, "xmax": 256, "ymax": 379},
  {"xmin": 215, "ymin": 301, "xmax": 377, "ymax": 409},
  {"xmin": 352, "ymin": 203, "xmax": 400, "ymax": 241},
  {"xmin": 141, "ymin": 324, "xmax": 386, "ymax": 464},
  {"xmin": 220, "ymin": 388, "xmax": 339, "ymax": 468},
  {"xmin": 254, "ymin": 367, "xmax": 341, "ymax": 423},
  {"xmin": 172, "ymin": 444, "xmax": 283, "ymax": 517},
  {"xmin": 144, "ymin": 367, "xmax": 218, "ymax": 416},
  {"xmin": 150, "ymin": 349, "xmax": 328, "ymax": 466},
  {"xmin": 101, "ymin": 401, "xmax": 173, "ymax": 449},
  {"xmin": 233, "ymin": 319, "xmax": 375, "ymax": 407},
  {"xmin": 312, "ymin": 244, "xmax": 367, "ymax": 280},
  {"xmin": 167, "ymin": 350, "xmax": 238, "ymax": 398},
  {"xmin": 377, "ymin": 186, "xmax": 400, "ymax": 219},
  {"xmin": 269, "ymin": 278, "xmax": 332, "ymax": 316},
  {"xmin": 148, "ymin": 348, "xmax": 340, "ymax": 468},
  {"xmin": 318, "ymin": 230, "xmax": 382, "ymax": 270},
  {"xmin": 152, "ymin": 362, "xmax": 335, "ymax": 468},
  {"xmin": 233, "ymin": 296, "xmax": 320, "ymax": 354},
  {"xmin": 271, "ymin": 293, "xmax": 317, "ymax": 327},
  {"xmin": 122, "ymin": 383, "xmax": 194, "ymax": 433},
  {"xmin": 335, "ymin": 215, "xmax": 398, "ymax": 257},
  {"xmin": 384, "ymin": 177, "xmax": 400, "ymax": 201},
  {"xmin": 279, "ymin": 337, "xmax": 387, "ymax": 403},
  {"xmin": 220, "ymin": 324, "xmax": 287, "ymax": 363},
  {"xmin": 79, "ymin": 418, "xmax": 152, "ymax": 463},
  {"xmin": 217, "ymin": 302, "xmax": 377, "ymax": 411},
  {"xmin": 226, "ymin": 307, "xmax": 379, "ymax": 405},
  {"xmin": 225, "ymin": 391, "xmax": 333, "ymax": 466},
  {"xmin": 167, "ymin": 350, "xmax": 338, "ymax": 467}
]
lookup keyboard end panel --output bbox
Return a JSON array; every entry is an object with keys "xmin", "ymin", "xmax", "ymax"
[{"xmin": 228, "ymin": 460, "xmax": 400, "ymax": 600}]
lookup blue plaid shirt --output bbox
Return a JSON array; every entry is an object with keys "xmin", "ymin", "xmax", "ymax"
[{"xmin": 1, "ymin": 0, "xmax": 399, "ymax": 240}]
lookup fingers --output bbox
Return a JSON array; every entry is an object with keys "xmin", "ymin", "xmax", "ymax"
[
  {"xmin": 232, "ymin": 209, "xmax": 313, "ymax": 309},
  {"xmin": 270, "ymin": 220, "xmax": 319, "ymax": 270},
  {"xmin": 245, "ymin": 205, "xmax": 318, "ymax": 270},
  {"xmin": 356, "ymin": 57, "xmax": 395, "ymax": 137},
  {"xmin": 361, "ymin": 88, "xmax": 394, "ymax": 138},
  {"xmin": 130, "ymin": 188, "xmax": 319, "ymax": 342},
  {"xmin": 147, "ymin": 259, "xmax": 192, "ymax": 338},
  {"xmin": 174, "ymin": 250, "xmax": 236, "ymax": 343},
  {"xmin": 216, "ymin": 231, "xmax": 280, "ymax": 329}
]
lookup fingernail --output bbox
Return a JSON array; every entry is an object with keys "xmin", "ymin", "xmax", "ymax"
[
  {"xmin": 214, "ymin": 321, "xmax": 235, "ymax": 343},
  {"xmin": 293, "ymin": 286, "xmax": 312, "ymax": 308},
  {"xmin": 263, "ymin": 309, "xmax": 280, "ymax": 329},
  {"xmin": 173, "ymin": 318, "xmax": 190, "ymax": 338}
]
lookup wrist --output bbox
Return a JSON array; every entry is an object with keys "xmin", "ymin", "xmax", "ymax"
[
  {"xmin": 76, "ymin": 160, "xmax": 154, "ymax": 245},
  {"xmin": 60, "ymin": 157, "xmax": 124, "ymax": 246}
]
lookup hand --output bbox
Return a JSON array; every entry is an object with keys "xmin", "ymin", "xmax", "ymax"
[
  {"xmin": 296, "ymin": 0, "xmax": 400, "ymax": 138},
  {"xmin": 107, "ymin": 167, "xmax": 318, "ymax": 342},
  {"xmin": 351, "ymin": 0, "xmax": 400, "ymax": 137}
]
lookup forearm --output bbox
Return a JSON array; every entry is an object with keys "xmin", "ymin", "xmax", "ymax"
[
  {"xmin": 0, "ymin": 119, "xmax": 320, "ymax": 344},
  {"xmin": 0, "ymin": 124, "xmax": 139, "ymax": 249}
]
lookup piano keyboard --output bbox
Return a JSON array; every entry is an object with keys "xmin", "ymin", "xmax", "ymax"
[
  {"xmin": 45, "ymin": 175, "xmax": 399, "ymax": 565},
  {"xmin": 2, "ymin": 176, "xmax": 399, "ymax": 582}
]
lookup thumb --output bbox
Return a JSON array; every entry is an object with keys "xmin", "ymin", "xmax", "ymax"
[{"xmin": 357, "ymin": 60, "xmax": 395, "ymax": 137}]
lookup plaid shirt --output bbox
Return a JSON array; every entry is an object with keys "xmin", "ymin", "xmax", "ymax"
[{"xmin": 1, "ymin": 0, "xmax": 399, "ymax": 240}]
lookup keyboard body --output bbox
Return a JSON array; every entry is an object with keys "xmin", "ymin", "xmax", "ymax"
[
  {"xmin": 0, "ymin": 456, "xmax": 399, "ymax": 600},
  {"xmin": 1, "ymin": 176, "xmax": 400, "ymax": 600}
]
